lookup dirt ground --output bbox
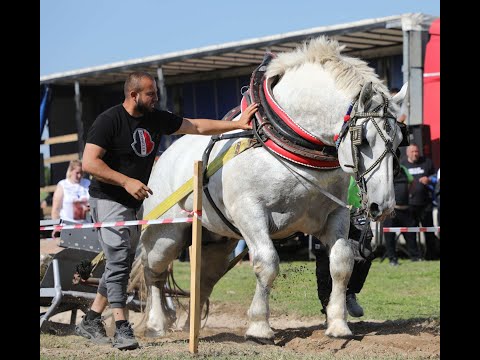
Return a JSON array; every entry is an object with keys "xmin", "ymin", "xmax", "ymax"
[
  {"xmin": 41, "ymin": 300, "xmax": 439, "ymax": 359},
  {"xmin": 40, "ymin": 240, "xmax": 440, "ymax": 359}
]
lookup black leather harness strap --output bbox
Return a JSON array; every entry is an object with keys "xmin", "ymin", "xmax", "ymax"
[{"xmin": 201, "ymin": 131, "xmax": 257, "ymax": 236}]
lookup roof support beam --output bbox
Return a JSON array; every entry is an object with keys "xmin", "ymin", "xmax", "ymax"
[
  {"xmin": 345, "ymin": 44, "xmax": 402, "ymax": 59},
  {"xmin": 74, "ymin": 81, "xmax": 84, "ymax": 158},
  {"xmin": 402, "ymin": 20, "xmax": 429, "ymax": 129},
  {"xmin": 156, "ymin": 67, "xmax": 167, "ymax": 110},
  {"xmin": 165, "ymin": 65, "xmax": 256, "ymax": 86}
]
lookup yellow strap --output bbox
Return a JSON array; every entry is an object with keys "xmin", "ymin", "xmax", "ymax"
[
  {"xmin": 90, "ymin": 251, "xmax": 105, "ymax": 268},
  {"xmin": 90, "ymin": 138, "xmax": 255, "ymax": 264},
  {"xmin": 142, "ymin": 138, "xmax": 255, "ymax": 231}
]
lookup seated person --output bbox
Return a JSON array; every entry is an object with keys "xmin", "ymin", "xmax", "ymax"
[{"xmin": 51, "ymin": 160, "xmax": 91, "ymax": 236}]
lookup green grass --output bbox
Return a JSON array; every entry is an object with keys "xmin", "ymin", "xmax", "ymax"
[
  {"xmin": 41, "ymin": 259, "xmax": 439, "ymax": 359},
  {"xmin": 171, "ymin": 258, "xmax": 439, "ymax": 321}
]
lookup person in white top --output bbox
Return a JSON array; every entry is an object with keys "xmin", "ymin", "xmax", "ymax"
[{"xmin": 51, "ymin": 160, "xmax": 91, "ymax": 223}]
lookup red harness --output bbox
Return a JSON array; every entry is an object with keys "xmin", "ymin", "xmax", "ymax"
[{"xmin": 240, "ymin": 55, "xmax": 340, "ymax": 169}]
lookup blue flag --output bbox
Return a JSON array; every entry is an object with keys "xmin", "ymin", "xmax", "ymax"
[{"xmin": 40, "ymin": 85, "xmax": 51, "ymax": 141}]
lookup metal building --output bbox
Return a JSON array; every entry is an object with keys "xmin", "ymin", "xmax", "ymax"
[{"xmin": 40, "ymin": 13, "xmax": 438, "ymax": 192}]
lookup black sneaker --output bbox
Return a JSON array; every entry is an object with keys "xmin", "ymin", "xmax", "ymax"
[
  {"xmin": 75, "ymin": 316, "xmax": 111, "ymax": 345},
  {"xmin": 346, "ymin": 293, "xmax": 364, "ymax": 317},
  {"xmin": 113, "ymin": 321, "xmax": 139, "ymax": 350}
]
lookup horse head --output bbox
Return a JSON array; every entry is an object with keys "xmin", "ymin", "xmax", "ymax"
[{"xmin": 337, "ymin": 81, "xmax": 407, "ymax": 221}]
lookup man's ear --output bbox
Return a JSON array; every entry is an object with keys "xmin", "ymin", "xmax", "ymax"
[{"xmin": 130, "ymin": 91, "xmax": 138, "ymax": 103}]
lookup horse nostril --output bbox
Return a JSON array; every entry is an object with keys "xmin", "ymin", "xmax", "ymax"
[{"xmin": 369, "ymin": 203, "xmax": 380, "ymax": 218}]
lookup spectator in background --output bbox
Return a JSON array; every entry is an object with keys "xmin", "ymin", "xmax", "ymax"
[
  {"xmin": 402, "ymin": 144, "xmax": 439, "ymax": 260},
  {"xmin": 51, "ymin": 160, "xmax": 91, "ymax": 223},
  {"xmin": 383, "ymin": 164, "xmax": 421, "ymax": 265}
]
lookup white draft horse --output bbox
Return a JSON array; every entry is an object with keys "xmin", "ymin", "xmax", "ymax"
[{"xmin": 139, "ymin": 36, "xmax": 406, "ymax": 341}]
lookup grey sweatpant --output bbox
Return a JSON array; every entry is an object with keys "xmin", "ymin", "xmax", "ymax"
[{"xmin": 89, "ymin": 197, "xmax": 141, "ymax": 308}]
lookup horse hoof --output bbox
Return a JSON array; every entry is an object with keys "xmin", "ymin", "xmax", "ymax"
[
  {"xmin": 144, "ymin": 328, "xmax": 167, "ymax": 338},
  {"xmin": 325, "ymin": 331, "xmax": 354, "ymax": 339},
  {"xmin": 325, "ymin": 328, "xmax": 353, "ymax": 338},
  {"xmin": 245, "ymin": 335, "xmax": 275, "ymax": 345}
]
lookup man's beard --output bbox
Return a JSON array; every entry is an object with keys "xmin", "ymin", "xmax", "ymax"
[{"xmin": 136, "ymin": 99, "xmax": 154, "ymax": 114}]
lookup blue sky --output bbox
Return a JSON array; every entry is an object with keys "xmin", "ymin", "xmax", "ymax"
[{"xmin": 40, "ymin": 0, "xmax": 439, "ymax": 77}]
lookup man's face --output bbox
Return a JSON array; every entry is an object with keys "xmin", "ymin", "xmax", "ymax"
[
  {"xmin": 135, "ymin": 78, "xmax": 158, "ymax": 114},
  {"xmin": 407, "ymin": 145, "xmax": 420, "ymax": 163}
]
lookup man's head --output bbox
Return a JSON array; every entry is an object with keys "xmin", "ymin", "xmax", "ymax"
[
  {"xmin": 124, "ymin": 72, "xmax": 158, "ymax": 114},
  {"xmin": 406, "ymin": 144, "xmax": 420, "ymax": 163}
]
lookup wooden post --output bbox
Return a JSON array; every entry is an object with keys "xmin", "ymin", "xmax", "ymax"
[{"xmin": 189, "ymin": 160, "xmax": 203, "ymax": 353}]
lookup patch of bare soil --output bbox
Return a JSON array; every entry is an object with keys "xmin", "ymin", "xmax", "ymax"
[{"xmin": 40, "ymin": 302, "xmax": 440, "ymax": 359}]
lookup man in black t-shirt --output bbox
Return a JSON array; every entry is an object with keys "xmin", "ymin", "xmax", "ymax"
[
  {"xmin": 78, "ymin": 72, "xmax": 258, "ymax": 350},
  {"xmin": 401, "ymin": 144, "xmax": 439, "ymax": 261},
  {"xmin": 382, "ymin": 165, "xmax": 421, "ymax": 265}
]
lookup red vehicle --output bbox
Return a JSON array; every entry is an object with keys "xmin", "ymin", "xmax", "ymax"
[{"xmin": 423, "ymin": 18, "xmax": 440, "ymax": 169}]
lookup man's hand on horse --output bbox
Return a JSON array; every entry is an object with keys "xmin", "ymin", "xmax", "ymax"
[{"xmin": 237, "ymin": 103, "xmax": 259, "ymax": 129}]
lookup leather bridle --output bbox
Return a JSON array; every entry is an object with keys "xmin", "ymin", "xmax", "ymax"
[{"xmin": 336, "ymin": 92, "xmax": 407, "ymax": 210}]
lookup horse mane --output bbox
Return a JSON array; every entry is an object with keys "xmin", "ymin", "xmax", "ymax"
[{"xmin": 266, "ymin": 36, "xmax": 389, "ymax": 98}]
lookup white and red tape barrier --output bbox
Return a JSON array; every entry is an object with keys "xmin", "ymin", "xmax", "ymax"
[
  {"xmin": 39, "ymin": 213, "xmax": 437, "ymax": 234},
  {"xmin": 382, "ymin": 227, "xmax": 439, "ymax": 233},
  {"xmin": 40, "ymin": 216, "xmax": 201, "ymax": 231}
]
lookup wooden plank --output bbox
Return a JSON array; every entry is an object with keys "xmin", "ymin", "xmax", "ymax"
[
  {"xmin": 41, "ymin": 133, "xmax": 78, "ymax": 145},
  {"xmin": 44, "ymin": 153, "xmax": 79, "ymax": 165},
  {"xmin": 189, "ymin": 160, "xmax": 203, "ymax": 354}
]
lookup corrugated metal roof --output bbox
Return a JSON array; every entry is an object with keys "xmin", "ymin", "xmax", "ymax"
[{"xmin": 40, "ymin": 13, "xmax": 436, "ymax": 86}]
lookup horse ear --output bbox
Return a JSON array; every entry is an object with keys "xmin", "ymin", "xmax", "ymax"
[
  {"xmin": 357, "ymin": 82, "xmax": 373, "ymax": 113},
  {"xmin": 391, "ymin": 82, "xmax": 408, "ymax": 106}
]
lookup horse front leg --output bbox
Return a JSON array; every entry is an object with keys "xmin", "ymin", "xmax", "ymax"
[
  {"xmin": 315, "ymin": 207, "xmax": 353, "ymax": 338},
  {"xmin": 325, "ymin": 238, "xmax": 354, "ymax": 337},
  {"xmin": 244, "ymin": 234, "xmax": 279, "ymax": 343}
]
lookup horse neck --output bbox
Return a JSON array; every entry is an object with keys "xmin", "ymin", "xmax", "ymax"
[{"xmin": 271, "ymin": 63, "xmax": 351, "ymax": 144}]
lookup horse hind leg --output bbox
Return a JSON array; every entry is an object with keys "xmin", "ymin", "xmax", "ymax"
[
  {"xmin": 325, "ymin": 238, "xmax": 354, "ymax": 338},
  {"xmin": 142, "ymin": 267, "xmax": 174, "ymax": 337},
  {"xmin": 183, "ymin": 231, "xmax": 239, "ymax": 331},
  {"xmin": 141, "ymin": 223, "xmax": 190, "ymax": 337}
]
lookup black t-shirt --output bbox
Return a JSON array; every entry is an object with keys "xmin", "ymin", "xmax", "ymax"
[
  {"xmin": 401, "ymin": 156, "xmax": 436, "ymax": 206},
  {"xmin": 393, "ymin": 166, "xmax": 411, "ymax": 206},
  {"xmin": 86, "ymin": 104, "xmax": 183, "ymax": 209}
]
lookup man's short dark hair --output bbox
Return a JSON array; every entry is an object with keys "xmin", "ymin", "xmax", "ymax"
[{"xmin": 124, "ymin": 72, "xmax": 155, "ymax": 97}]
